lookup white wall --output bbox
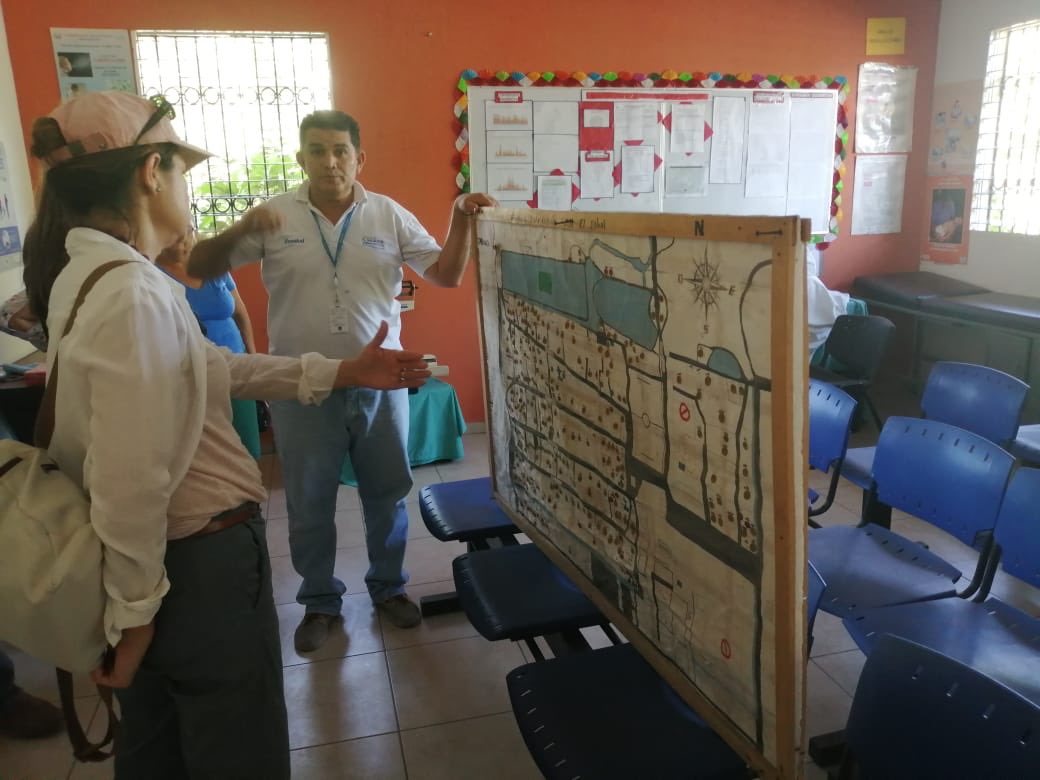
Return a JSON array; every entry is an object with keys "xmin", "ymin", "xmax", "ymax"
[
  {"xmin": 923, "ymin": 0, "xmax": 1040, "ymax": 295},
  {"xmin": 0, "ymin": 0, "xmax": 35, "ymax": 362}
]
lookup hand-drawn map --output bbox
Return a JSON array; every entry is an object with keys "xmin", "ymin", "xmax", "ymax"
[{"xmin": 476, "ymin": 210, "xmax": 807, "ymax": 779}]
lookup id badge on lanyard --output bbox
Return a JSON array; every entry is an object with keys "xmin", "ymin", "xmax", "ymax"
[
  {"xmin": 329, "ymin": 299, "xmax": 349, "ymax": 333},
  {"xmin": 312, "ymin": 209, "xmax": 355, "ymax": 334}
]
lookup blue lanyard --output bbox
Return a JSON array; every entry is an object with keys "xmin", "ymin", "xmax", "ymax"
[{"xmin": 311, "ymin": 207, "xmax": 355, "ymax": 269}]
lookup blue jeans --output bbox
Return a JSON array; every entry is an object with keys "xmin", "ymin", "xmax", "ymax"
[
  {"xmin": 270, "ymin": 388, "xmax": 412, "ymax": 612},
  {"xmin": 0, "ymin": 648, "xmax": 15, "ymax": 709}
]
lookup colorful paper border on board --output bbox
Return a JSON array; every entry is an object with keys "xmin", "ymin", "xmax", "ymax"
[{"xmin": 453, "ymin": 69, "xmax": 850, "ymax": 243}]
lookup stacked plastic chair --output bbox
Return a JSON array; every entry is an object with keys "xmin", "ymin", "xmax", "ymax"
[
  {"xmin": 840, "ymin": 361, "xmax": 1027, "ymax": 525},
  {"xmin": 809, "ymin": 416, "xmax": 1015, "ymax": 617},
  {"xmin": 838, "ymin": 634, "xmax": 1040, "ymax": 779},
  {"xmin": 807, "ymin": 379, "xmax": 858, "ymax": 527},
  {"xmin": 416, "ymin": 476, "xmax": 519, "ymax": 617},
  {"xmin": 843, "ymin": 466, "xmax": 1040, "ymax": 708},
  {"xmin": 426, "ymin": 478, "xmax": 613, "ymax": 657},
  {"xmin": 453, "ymin": 541, "xmax": 614, "ymax": 660},
  {"xmin": 504, "ymin": 565, "xmax": 827, "ymax": 780}
]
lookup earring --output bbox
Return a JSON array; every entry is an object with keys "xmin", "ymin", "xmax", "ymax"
[{"xmin": 156, "ymin": 186, "xmax": 162, "ymax": 193}]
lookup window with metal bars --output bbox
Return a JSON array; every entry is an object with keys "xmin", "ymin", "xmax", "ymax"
[
  {"xmin": 971, "ymin": 19, "xmax": 1040, "ymax": 236},
  {"xmin": 133, "ymin": 30, "xmax": 332, "ymax": 237}
]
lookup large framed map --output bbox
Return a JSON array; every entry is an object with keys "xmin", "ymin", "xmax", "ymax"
[{"xmin": 476, "ymin": 210, "xmax": 809, "ymax": 779}]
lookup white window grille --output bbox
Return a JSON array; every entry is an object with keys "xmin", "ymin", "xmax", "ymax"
[
  {"xmin": 134, "ymin": 30, "xmax": 332, "ymax": 236},
  {"xmin": 971, "ymin": 19, "xmax": 1040, "ymax": 235}
]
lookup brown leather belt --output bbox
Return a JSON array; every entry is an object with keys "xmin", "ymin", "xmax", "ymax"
[{"xmin": 189, "ymin": 501, "xmax": 261, "ymax": 539}]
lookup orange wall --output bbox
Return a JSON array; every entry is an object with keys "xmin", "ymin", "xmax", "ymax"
[{"xmin": 2, "ymin": 0, "xmax": 941, "ymax": 423}]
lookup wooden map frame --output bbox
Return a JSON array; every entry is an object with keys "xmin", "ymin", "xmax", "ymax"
[{"xmin": 475, "ymin": 210, "xmax": 809, "ymax": 779}]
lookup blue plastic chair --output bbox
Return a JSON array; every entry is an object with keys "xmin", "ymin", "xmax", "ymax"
[
  {"xmin": 416, "ymin": 477, "xmax": 520, "ymax": 617},
  {"xmin": 838, "ymin": 634, "xmax": 1040, "ymax": 779},
  {"xmin": 921, "ymin": 362, "xmax": 1028, "ymax": 445},
  {"xmin": 807, "ymin": 380, "xmax": 858, "ymax": 525},
  {"xmin": 453, "ymin": 542, "xmax": 611, "ymax": 657},
  {"xmin": 841, "ymin": 361, "xmax": 1028, "ymax": 495},
  {"xmin": 1010, "ymin": 424, "xmax": 1040, "ymax": 464},
  {"xmin": 505, "ymin": 565, "xmax": 826, "ymax": 779},
  {"xmin": 806, "ymin": 558, "xmax": 828, "ymax": 653},
  {"xmin": 809, "ymin": 417, "xmax": 1014, "ymax": 617},
  {"xmin": 843, "ymin": 466, "xmax": 1040, "ymax": 708}
]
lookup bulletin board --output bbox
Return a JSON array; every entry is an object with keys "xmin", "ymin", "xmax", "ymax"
[
  {"xmin": 455, "ymin": 69, "xmax": 850, "ymax": 241},
  {"xmin": 476, "ymin": 208, "xmax": 810, "ymax": 779}
]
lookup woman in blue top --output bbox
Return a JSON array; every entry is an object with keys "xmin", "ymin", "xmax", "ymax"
[{"xmin": 157, "ymin": 232, "xmax": 263, "ymax": 457}]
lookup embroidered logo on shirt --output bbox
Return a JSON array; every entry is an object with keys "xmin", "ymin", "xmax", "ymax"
[
  {"xmin": 362, "ymin": 237, "xmax": 387, "ymax": 250},
  {"xmin": 284, "ymin": 237, "xmax": 305, "ymax": 245}
]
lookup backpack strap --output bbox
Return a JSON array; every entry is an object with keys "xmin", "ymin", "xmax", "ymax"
[
  {"xmin": 36, "ymin": 259, "xmax": 133, "ymax": 761},
  {"xmin": 56, "ymin": 667, "xmax": 118, "ymax": 762},
  {"xmin": 34, "ymin": 260, "xmax": 133, "ymax": 449}
]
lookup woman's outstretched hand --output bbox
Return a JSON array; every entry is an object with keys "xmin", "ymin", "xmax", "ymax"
[{"xmin": 336, "ymin": 322, "xmax": 432, "ymax": 390}]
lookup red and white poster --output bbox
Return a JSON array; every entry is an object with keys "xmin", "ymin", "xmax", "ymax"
[
  {"xmin": 921, "ymin": 175, "xmax": 972, "ymax": 264},
  {"xmin": 579, "ymin": 101, "xmax": 613, "ymax": 151}
]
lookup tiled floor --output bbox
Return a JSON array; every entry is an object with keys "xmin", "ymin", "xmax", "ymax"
[{"xmin": 2, "ymin": 423, "xmax": 1037, "ymax": 779}]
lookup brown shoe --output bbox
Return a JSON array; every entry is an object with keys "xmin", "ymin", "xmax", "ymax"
[
  {"xmin": 293, "ymin": 613, "xmax": 343, "ymax": 653},
  {"xmin": 376, "ymin": 594, "xmax": 422, "ymax": 628},
  {"xmin": 0, "ymin": 690, "xmax": 64, "ymax": 739}
]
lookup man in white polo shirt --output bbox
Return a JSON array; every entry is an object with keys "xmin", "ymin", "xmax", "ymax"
[{"xmin": 190, "ymin": 110, "xmax": 495, "ymax": 651}]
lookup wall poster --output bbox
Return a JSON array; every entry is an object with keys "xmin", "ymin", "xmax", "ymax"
[
  {"xmin": 50, "ymin": 28, "xmax": 137, "ymax": 102},
  {"xmin": 921, "ymin": 175, "xmax": 972, "ymax": 264},
  {"xmin": 926, "ymin": 81, "xmax": 983, "ymax": 177},
  {"xmin": 0, "ymin": 144, "xmax": 22, "ymax": 268}
]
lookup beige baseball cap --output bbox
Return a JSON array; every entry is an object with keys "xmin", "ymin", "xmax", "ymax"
[{"xmin": 40, "ymin": 91, "xmax": 212, "ymax": 170}]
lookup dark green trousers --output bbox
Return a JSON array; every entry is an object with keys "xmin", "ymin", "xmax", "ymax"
[{"xmin": 114, "ymin": 513, "xmax": 289, "ymax": 779}]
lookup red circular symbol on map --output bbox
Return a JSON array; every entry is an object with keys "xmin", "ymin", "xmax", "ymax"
[
  {"xmin": 679, "ymin": 403, "xmax": 691, "ymax": 421},
  {"xmin": 720, "ymin": 639, "xmax": 732, "ymax": 659}
]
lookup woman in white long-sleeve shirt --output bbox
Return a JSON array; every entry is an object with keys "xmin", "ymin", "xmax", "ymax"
[{"xmin": 21, "ymin": 91, "xmax": 431, "ymax": 779}]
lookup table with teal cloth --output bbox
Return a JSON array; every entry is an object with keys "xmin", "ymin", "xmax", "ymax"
[{"xmin": 340, "ymin": 378, "xmax": 467, "ymax": 486}]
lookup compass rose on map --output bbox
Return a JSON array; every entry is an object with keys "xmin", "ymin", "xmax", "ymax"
[{"xmin": 686, "ymin": 248, "xmax": 727, "ymax": 320}]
